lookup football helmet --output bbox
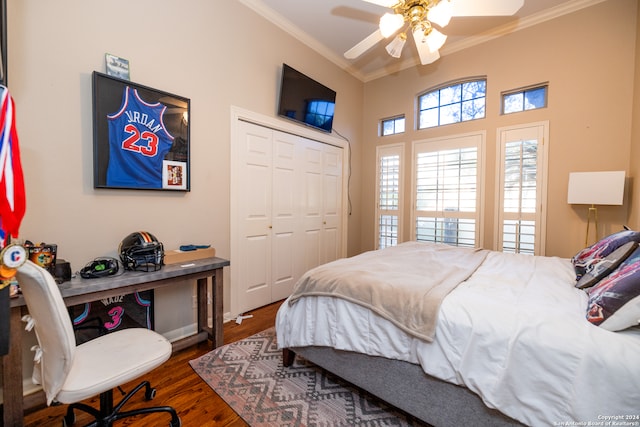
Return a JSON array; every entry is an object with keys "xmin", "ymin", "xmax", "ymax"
[{"xmin": 119, "ymin": 231, "xmax": 164, "ymax": 271}]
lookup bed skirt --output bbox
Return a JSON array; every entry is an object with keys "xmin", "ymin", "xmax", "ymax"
[{"xmin": 288, "ymin": 346, "xmax": 524, "ymax": 427}]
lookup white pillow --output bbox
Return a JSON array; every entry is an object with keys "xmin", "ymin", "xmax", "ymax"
[{"xmin": 599, "ymin": 295, "xmax": 640, "ymax": 331}]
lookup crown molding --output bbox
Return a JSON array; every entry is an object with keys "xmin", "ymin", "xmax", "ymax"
[
  {"xmin": 239, "ymin": 0, "xmax": 366, "ymax": 81},
  {"xmin": 440, "ymin": 0, "xmax": 608, "ymax": 57}
]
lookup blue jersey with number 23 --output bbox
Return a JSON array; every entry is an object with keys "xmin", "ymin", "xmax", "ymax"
[{"xmin": 106, "ymin": 87, "xmax": 174, "ymax": 188}]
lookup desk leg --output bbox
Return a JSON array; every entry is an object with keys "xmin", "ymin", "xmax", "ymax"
[
  {"xmin": 3, "ymin": 306, "xmax": 24, "ymax": 427},
  {"xmin": 196, "ymin": 268, "xmax": 223, "ymax": 349},
  {"xmin": 212, "ymin": 269, "xmax": 223, "ymax": 348},
  {"xmin": 196, "ymin": 278, "xmax": 209, "ymax": 344}
]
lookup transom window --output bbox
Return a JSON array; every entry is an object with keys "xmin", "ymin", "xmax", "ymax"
[
  {"xmin": 417, "ymin": 79, "xmax": 486, "ymax": 129},
  {"xmin": 381, "ymin": 115, "xmax": 405, "ymax": 136},
  {"xmin": 502, "ymin": 84, "xmax": 548, "ymax": 115}
]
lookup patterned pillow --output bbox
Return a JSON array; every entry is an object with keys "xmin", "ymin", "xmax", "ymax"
[
  {"xmin": 575, "ymin": 241, "xmax": 638, "ymax": 289},
  {"xmin": 571, "ymin": 228, "xmax": 640, "ymax": 281},
  {"xmin": 586, "ymin": 246, "xmax": 640, "ymax": 331}
]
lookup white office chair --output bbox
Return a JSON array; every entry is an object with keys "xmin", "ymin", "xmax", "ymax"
[{"xmin": 17, "ymin": 260, "xmax": 181, "ymax": 427}]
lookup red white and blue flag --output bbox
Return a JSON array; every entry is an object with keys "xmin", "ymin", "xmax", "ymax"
[{"xmin": 0, "ymin": 87, "xmax": 26, "ymax": 244}]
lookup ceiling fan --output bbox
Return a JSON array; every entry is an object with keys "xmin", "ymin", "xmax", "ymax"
[{"xmin": 345, "ymin": 0, "xmax": 525, "ymax": 65}]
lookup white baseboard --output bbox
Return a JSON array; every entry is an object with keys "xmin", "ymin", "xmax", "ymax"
[
  {"xmin": 163, "ymin": 311, "xmax": 238, "ymax": 343},
  {"xmin": 164, "ymin": 323, "xmax": 197, "ymax": 343}
]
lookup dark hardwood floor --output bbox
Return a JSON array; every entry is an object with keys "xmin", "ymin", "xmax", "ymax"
[{"xmin": 23, "ymin": 300, "xmax": 284, "ymax": 427}]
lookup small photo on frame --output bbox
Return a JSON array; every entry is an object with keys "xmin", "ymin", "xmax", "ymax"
[
  {"xmin": 105, "ymin": 53, "xmax": 130, "ymax": 80},
  {"xmin": 92, "ymin": 71, "xmax": 190, "ymax": 192},
  {"xmin": 162, "ymin": 160, "xmax": 187, "ymax": 190}
]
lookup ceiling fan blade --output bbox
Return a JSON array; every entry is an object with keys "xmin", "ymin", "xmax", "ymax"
[
  {"xmin": 344, "ymin": 29, "xmax": 385, "ymax": 59},
  {"xmin": 452, "ymin": 0, "xmax": 524, "ymax": 16},
  {"xmin": 361, "ymin": 0, "xmax": 397, "ymax": 7}
]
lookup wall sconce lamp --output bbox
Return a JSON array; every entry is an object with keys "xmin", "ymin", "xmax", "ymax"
[{"xmin": 567, "ymin": 171, "xmax": 625, "ymax": 247}]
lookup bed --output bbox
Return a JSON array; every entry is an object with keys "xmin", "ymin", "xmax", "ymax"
[{"xmin": 275, "ymin": 240, "xmax": 640, "ymax": 427}]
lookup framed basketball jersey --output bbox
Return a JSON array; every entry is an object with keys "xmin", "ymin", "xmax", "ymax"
[{"xmin": 92, "ymin": 71, "xmax": 190, "ymax": 191}]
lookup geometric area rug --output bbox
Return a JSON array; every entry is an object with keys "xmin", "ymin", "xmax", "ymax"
[{"xmin": 189, "ymin": 327, "xmax": 430, "ymax": 426}]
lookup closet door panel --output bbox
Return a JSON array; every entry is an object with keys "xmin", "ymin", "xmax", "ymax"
[
  {"xmin": 244, "ymin": 236, "xmax": 270, "ymax": 298},
  {"xmin": 301, "ymin": 229, "xmax": 321, "ymax": 274},
  {"xmin": 271, "ymin": 231, "xmax": 296, "ymax": 301},
  {"xmin": 322, "ymin": 172, "xmax": 341, "ymax": 264},
  {"xmin": 271, "ymin": 131, "xmax": 300, "ymax": 300},
  {"xmin": 321, "ymin": 145, "xmax": 343, "ymax": 264},
  {"xmin": 243, "ymin": 164, "xmax": 271, "ymax": 235},
  {"xmin": 301, "ymin": 140, "xmax": 323, "ymax": 227},
  {"xmin": 236, "ymin": 121, "xmax": 273, "ymax": 313},
  {"xmin": 301, "ymin": 140, "xmax": 323, "ymax": 270}
]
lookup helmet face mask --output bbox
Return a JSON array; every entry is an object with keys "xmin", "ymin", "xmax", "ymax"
[{"xmin": 119, "ymin": 232, "xmax": 164, "ymax": 272}]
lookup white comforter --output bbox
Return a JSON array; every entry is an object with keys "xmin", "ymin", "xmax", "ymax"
[{"xmin": 276, "ymin": 242, "xmax": 640, "ymax": 427}]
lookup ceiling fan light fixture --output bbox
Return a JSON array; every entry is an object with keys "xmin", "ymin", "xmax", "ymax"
[
  {"xmin": 412, "ymin": 24, "xmax": 441, "ymax": 65},
  {"xmin": 385, "ymin": 33, "xmax": 407, "ymax": 58},
  {"xmin": 348, "ymin": 0, "xmax": 524, "ymax": 67},
  {"xmin": 428, "ymin": 0, "xmax": 453, "ymax": 28},
  {"xmin": 379, "ymin": 12, "xmax": 404, "ymax": 38},
  {"xmin": 425, "ymin": 27, "xmax": 447, "ymax": 52},
  {"xmin": 415, "ymin": 41, "xmax": 441, "ymax": 65}
]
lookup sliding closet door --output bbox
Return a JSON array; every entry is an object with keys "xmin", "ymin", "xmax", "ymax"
[{"xmin": 233, "ymin": 120, "xmax": 344, "ymax": 314}]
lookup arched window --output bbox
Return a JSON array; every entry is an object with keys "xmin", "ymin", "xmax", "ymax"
[{"xmin": 417, "ymin": 78, "xmax": 486, "ymax": 129}]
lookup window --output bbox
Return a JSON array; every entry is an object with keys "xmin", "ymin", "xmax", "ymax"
[
  {"xmin": 376, "ymin": 144, "xmax": 404, "ymax": 249},
  {"xmin": 496, "ymin": 122, "xmax": 549, "ymax": 255},
  {"xmin": 417, "ymin": 79, "xmax": 486, "ymax": 129},
  {"xmin": 412, "ymin": 133, "xmax": 484, "ymax": 248},
  {"xmin": 381, "ymin": 115, "xmax": 405, "ymax": 136},
  {"xmin": 502, "ymin": 84, "xmax": 548, "ymax": 115}
]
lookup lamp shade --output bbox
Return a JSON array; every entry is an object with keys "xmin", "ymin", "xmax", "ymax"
[{"xmin": 567, "ymin": 171, "xmax": 625, "ymax": 205}]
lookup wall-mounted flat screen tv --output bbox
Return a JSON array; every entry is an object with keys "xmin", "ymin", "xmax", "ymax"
[
  {"xmin": 92, "ymin": 71, "xmax": 190, "ymax": 191},
  {"xmin": 277, "ymin": 64, "xmax": 336, "ymax": 133}
]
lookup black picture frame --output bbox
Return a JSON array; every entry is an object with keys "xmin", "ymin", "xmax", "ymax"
[{"xmin": 92, "ymin": 71, "xmax": 190, "ymax": 191}]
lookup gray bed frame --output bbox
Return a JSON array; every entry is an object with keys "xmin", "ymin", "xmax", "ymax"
[{"xmin": 283, "ymin": 346, "xmax": 524, "ymax": 427}]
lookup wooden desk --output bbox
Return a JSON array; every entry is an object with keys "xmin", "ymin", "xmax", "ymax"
[{"xmin": 1, "ymin": 256, "xmax": 229, "ymax": 427}]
